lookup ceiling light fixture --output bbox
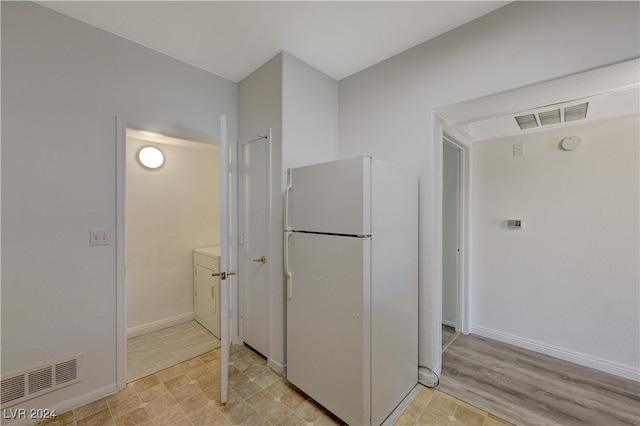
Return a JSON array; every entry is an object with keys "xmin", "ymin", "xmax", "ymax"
[{"xmin": 138, "ymin": 146, "xmax": 164, "ymax": 169}]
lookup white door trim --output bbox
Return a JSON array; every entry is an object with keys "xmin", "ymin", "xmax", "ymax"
[{"xmin": 115, "ymin": 116, "xmax": 127, "ymax": 390}]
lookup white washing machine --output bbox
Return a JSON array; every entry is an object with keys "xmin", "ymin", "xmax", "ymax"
[{"xmin": 193, "ymin": 246, "xmax": 221, "ymax": 338}]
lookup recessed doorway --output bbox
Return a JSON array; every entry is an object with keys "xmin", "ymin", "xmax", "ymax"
[
  {"xmin": 442, "ymin": 133, "xmax": 463, "ymax": 351},
  {"xmin": 119, "ymin": 127, "xmax": 222, "ymax": 383}
]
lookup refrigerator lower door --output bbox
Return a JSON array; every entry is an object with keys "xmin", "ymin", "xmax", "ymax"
[{"xmin": 286, "ymin": 232, "xmax": 371, "ymax": 426}]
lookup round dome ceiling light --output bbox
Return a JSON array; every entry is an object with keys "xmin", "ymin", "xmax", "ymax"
[
  {"xmin": 560, "ymin": 136, "xmax": 582, "ymax": 151},
  {"xmin": 138, "ymin": 146, "xmax": 164, "ymax": 169}
]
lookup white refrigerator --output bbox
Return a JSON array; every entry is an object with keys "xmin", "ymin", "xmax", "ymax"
[{"xmin": 284, "ymin": 156, "xmax": 418, "ymax": 426}]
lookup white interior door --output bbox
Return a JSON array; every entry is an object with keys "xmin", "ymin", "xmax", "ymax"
[
  {"xmin": 240, "ymin": 135, "xmax": 270, "ymax": 356},
  {"xmin": 219, "ymin": 115, "xmax": 235, "ymax": 404}
]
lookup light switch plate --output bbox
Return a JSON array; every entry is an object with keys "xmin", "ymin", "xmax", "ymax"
[
  {"xmin": 513, "ymin": 142, "xmax": 524, "ymax": 157},
  {"xmin": 90, "ymin": 230, "xmax": 112, "ymax": 246}
]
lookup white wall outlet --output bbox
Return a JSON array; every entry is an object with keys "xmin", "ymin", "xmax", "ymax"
[
  {"xmin": 513, "ymin": 142, "xmax": 524, "ymax": 157},
  {"xmin": 90, "ymin": 230, "xmax": 112, "ymax": 246}
]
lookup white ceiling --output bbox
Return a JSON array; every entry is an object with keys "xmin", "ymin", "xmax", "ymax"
[{"xmin": 38, "ymin": 1, "xmax": 510, "ymax": 82}]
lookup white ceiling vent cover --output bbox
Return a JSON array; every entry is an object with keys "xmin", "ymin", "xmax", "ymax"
[
  {"xmin": 1, "ymin": 356, "xmax": 81, "ymax": 408},
  {"xmin": 516, "ymin": 102, "xmax": 589, "ymax": 130},
  {"xmin": 515, "ymin": 114, "xmax": 539, "ymax": 130},
  {"xmin": 564, "ymin": 102, "xmax": 589, "ymax": 122}
]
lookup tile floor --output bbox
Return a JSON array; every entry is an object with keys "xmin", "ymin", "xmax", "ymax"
[
  {"xmin": 38, "ymin": 344, "xmax": 511, "ymax": 426},
  {"xmin": 392, "ymin": 387, "xmax": 512, "ymax": 426}
]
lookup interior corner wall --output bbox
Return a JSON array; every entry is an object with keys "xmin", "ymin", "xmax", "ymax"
[
  {"xmin": 238, "ymin": 53, "xmax": 284, "ymax": 369},
  {"xmin": 126, "ymin": 138, "xmax": 220, "ymax": 334},
  {"xmin": 282, "ymin": 52, "xmax": 339, "ymax": 170},
  {"xmin": 471, "ymin": 115, "xmax": 640, "ymax": 377},
  {"xmin": 337, "ymin": 1, "xmax": 640, "ymax": 374},
  {"xmin": 1, "ymin": 1, "xmax": 237, "ymax": 414},
  {"xmin": 239, "ymin": 51, "xmax": 339, "ymax": 371},
  {"xmin": 280, "ymin": 51, "xmax": 339, "ymax": 367}
]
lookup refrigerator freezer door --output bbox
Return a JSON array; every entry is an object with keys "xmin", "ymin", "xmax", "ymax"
[
  {"xmin": 288, "ymin": 157, "xmax": 371, "ymax": 236},
  {"xmin": 286, "ymin": 232, "xmax": 371, "ymax": 426}
]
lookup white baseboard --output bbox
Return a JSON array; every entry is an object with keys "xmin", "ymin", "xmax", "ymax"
[
  {"xmin": 418, "ymin": 365, "xmax": 440, "ymax": 387},
  {"xmin": 471, "ymin": 325, "xmax": 640, "ymax": 382},
  {"xmin": 442, "ymin": 319, "xmax": 456, "ymax": 328},
  {"xmin": 268, "ymin": 358, "xmax": 286, "ymax": 375},
  {"xmin": 126, "ymin": 312, "xmax": 194, "ymax": 338},
  {"xmin": 52, "ymin": 383, "xmax": 118, "ymax": 420}
]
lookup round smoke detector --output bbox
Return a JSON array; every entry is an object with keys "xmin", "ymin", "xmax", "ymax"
[{"xmin": 560, "ymin": 136, "xmax": 581, "ymax": 151}]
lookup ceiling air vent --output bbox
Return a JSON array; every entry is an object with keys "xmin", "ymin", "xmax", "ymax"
[
  {"xmin": 538, "ymin": 109, "xmax": 561, "ymax": 126},
  {"xmin": 564, "ymin": 102, "xmax": 589, "ymax": 122},
  {"xmin": 515, "ymin": 102, "xmax": 589, "ymax": 130},
  {"xmin": 515, "ymin": 114, "xmax": 538, "ymax": 130}
]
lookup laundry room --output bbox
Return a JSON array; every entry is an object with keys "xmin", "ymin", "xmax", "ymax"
[{"xmin": 125, "ymin": 129, "xmax": 221, "ymax": 379}]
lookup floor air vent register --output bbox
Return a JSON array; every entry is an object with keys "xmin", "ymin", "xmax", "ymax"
[{"xmin": 1, "ymin": 357, "xmax": 81, "ymax": 407}]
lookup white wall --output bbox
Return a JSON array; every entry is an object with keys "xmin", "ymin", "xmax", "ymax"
[
  {"xmin": 1, "ymin": 1, "xmax": 237, "ymax": 414},
  {"xmin": 338, "ymin": 1, "xmax": 640, "ymax": 376},
  {"xmin": 239, "ymin": 51, "xmax": 339, "ymax": 370},
  {"xmin": 126, "ymin": 136, "xmax": 220, "ymax": 335},
  {"xmin": 282, "ymin": 53, "xmax": 339, "ymax": 170},
  {"xmin": 471, "ymin": 115, "xmax": 639, "ymax": 378}
]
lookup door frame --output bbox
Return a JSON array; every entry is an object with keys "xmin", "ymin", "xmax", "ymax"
[
  {"xmin": 434, "ymin": 117, "xmax": 471, "ymax": 337},
  {"xmin": 115, "ymin": 115, "xmax": 226, "ymax": 389},
  {"xmin": 237, "ymin": 129, "xmax": 272, "ymax": 356}
]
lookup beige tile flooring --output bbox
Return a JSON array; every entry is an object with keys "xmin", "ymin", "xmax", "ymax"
[
  {"xmin": 39, "ymin": 344, "xmax": 511, "ymax": 426},
  {"xmin": 393, "ymin": 387, "xmax": 512, "ymax": 426}
]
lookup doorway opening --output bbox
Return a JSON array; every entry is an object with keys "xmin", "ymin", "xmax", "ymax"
[
  {"xmin": 117, "ymin": 126, "xmax": 222, "ymax": 384},
  {"xmin": 441, "ymin": 132, "xmax": 469, "ymax": 352}
]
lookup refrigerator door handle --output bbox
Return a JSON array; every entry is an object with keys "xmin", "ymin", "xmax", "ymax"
[
  {"xmin": 284, "ymin": 231, "xmax": 293, "ymax": 299},
  {"xmin": 284, "ymin": 169, "xmax": 293, "ymax": 231}
]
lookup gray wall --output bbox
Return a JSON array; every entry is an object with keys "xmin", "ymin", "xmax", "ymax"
[
  {"xmin": 338, "ymin": 1, "xmax": 640, "ymax": 375},
  {"xmin": 2, "ymin": 1, "xmax": 237, "ymax": 412}
]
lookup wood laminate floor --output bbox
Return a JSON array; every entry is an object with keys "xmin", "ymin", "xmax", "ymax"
[
  {"xmin": 439, "ymin": 333, "xmax": 640, "ymax": 426},
  {"xmin": 127, "ymin": 321, "xmax": 220, "ymax": 382}
]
